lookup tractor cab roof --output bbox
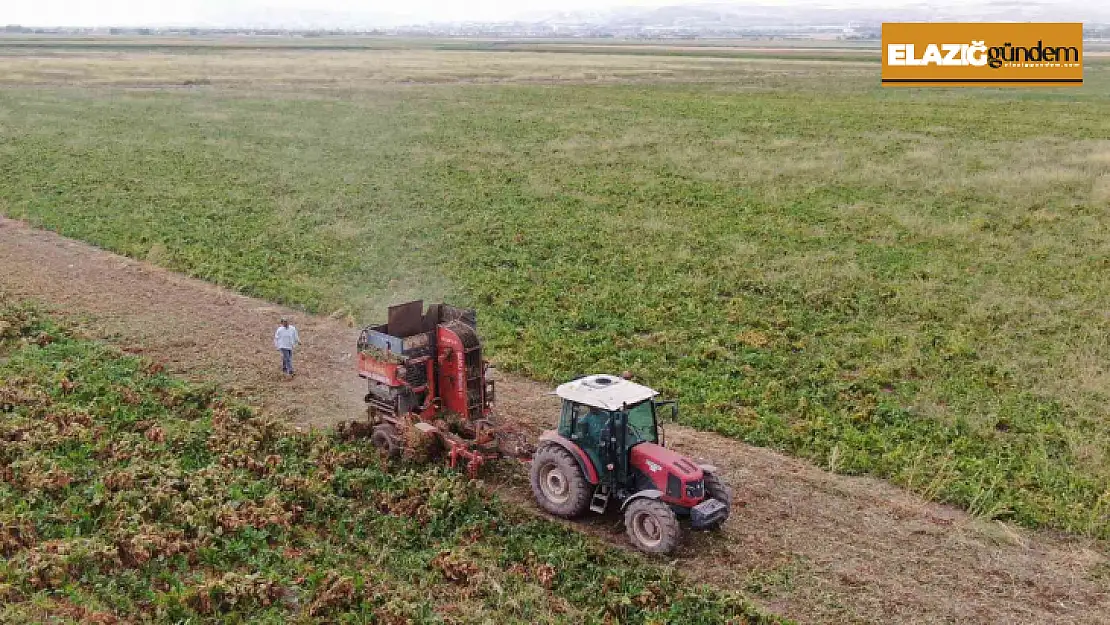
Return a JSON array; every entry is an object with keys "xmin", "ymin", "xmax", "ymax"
[{"xmin": 554, "ymin": 374, "xmax": 658, "ymax": 411}]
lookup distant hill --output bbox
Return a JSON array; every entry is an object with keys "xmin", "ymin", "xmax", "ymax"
[
  {"xmin": 513, "ymin": 2, "xmax": 1110, "ymax": 30},
  {"xmin": 404, "ymin": 2, "xmax": 1110, "ymax": 37},
  {"xmin": 7, "ymin": 1, "xmax": 1110, "ymax": 35}
]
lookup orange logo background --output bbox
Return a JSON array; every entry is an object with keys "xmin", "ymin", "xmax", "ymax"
[{"xmin": 882, "ymin": 22, "xmax": 1083, "ymax": 87}]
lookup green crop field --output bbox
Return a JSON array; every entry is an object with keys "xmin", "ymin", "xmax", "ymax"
[
  {"xmin": 0, "ymin": 301, "xmax": 776, "ymax": 624},
  {"xmin": 0, "ymin": 40, "xmax": 1108, "ymax": 540}
]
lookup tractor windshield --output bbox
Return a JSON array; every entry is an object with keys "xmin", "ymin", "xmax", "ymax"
[{"xmin": 625, "ymin": 400, "xmax": 657, "ymax": 445}]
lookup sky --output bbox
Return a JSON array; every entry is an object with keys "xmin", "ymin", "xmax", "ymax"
[
  {"xmin": 8, "ymin": 0, "xmax": 672, "ymax": 26},
  {"xmin": 0, "ymin": 0, "xmax": 1099, "ymax": 28}
]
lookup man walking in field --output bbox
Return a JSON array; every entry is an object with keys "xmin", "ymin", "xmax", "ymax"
[{"xmin": 274, "ymin": 317, "xmax": 301, "ymax": 377}]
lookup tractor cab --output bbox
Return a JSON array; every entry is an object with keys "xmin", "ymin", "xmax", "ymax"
[
  {"xmin": 554, "ymin": 375, "xmax": 670, "ymax": 485},
  {"xmin": 531, "ymin": 374, "xmax": 733, "ymax": 554}
]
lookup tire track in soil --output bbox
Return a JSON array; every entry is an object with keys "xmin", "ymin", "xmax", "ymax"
[{"xmin": 1, "ymin": 217, "xmax": 1106, "ymax": 624}]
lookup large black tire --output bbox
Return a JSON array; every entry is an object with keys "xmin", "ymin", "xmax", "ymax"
[
  {"xmin": 530, "ymin": 444, "xmax": 591, "ymax": 518},
  {"xmin": 371, "ymin": 424, "xmax": 401, "ymax": 459},
  {"xmin": 624, "ymin": 498, "xmax": 681, "ymax": 555},
  {"xmin": 703, "ymin": 471, "xmax": 734, "ymax": 530}
]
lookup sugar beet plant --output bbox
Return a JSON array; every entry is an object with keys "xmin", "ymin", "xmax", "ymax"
[{"xmin": 0, "ymin": 302, "xmax": 779, "ymax": 625}]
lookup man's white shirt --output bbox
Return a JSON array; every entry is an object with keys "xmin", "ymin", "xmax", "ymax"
[{"xmin": 274, "ymin": 326, "xmax": 300, "ymax": 350}]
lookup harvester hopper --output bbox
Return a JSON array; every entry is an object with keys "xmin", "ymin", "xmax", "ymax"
[{"xmin": 356, "ymin": 300, "xmax": 527, "ymax": 475}]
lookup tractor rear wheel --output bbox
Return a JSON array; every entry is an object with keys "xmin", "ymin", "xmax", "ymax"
[
  {"xmin": 530, "ymin": 444, "xmax": 591, "ymax": 518},
  {"xmin": 624, "ymin": 498, "xmax": 681, "ymax": 554},
  {"xmin": 703, "ymin": 471, "xmax": 733, "ymax": 530},
  {"xmin": 371, "ymin": 424, "xmax": 401, "ymax": 459}
]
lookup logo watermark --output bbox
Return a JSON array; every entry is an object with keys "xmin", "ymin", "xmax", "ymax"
[{"xmin": 882, "ymin": 23, "xmax": 1083, "ymax": 87}]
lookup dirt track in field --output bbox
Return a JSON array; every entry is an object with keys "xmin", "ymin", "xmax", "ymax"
[{"xmin": 1, "ymin": 217, "xmax": 1106, "ymax": 624}]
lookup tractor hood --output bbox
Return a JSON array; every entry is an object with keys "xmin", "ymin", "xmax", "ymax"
[{"xmin": 629, "ymin": 442, "xmax": 704, "ymax": 490}]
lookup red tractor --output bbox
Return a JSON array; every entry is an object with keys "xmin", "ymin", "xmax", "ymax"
[
  {"xmin": 356, "ymin": 302, "xmax": 732, "ymax": 554},
  {"xmin": 530, "ymin": 374, "xmax": 733, "ymax": 554}
]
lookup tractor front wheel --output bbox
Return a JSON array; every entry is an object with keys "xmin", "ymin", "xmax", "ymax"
[
  {"xmin": 530, "ymin": 444, "xmax": 591, "ymax": 518},
  {"xmin": 703, "ymin": 471, "xmax": 734, "ymax": 530},
  {"xmin": 624, "ymin": 498, "xmax": 681, "ymax": 554},
  {"xmin": 371, "ymin": 424, "xmax": 401, "ymax": 459}
]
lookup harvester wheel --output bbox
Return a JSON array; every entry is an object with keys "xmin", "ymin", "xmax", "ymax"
[
  {"xmin": 530, "ymin": 444, "xmax": 591, "ymax": 518},
  {"xmin": 371, "ymin": 424, "xmax": 401, "ymax": 459},
  {"xmin": 624, "ymin": 498, "xmax": 681, "ymax": 555},
  {"xmin": 703, "ymin": 471, "xmax": 733, "ymax": 530}
]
